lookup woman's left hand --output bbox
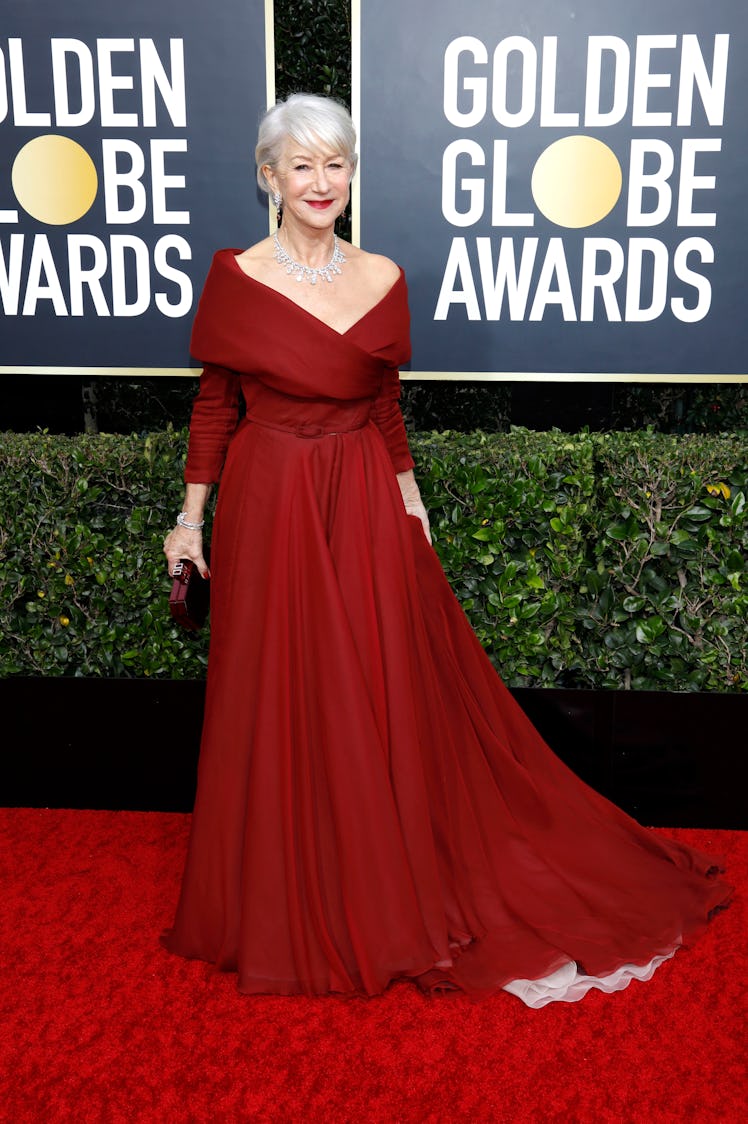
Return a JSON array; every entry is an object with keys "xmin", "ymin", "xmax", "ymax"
[
  {"xmin": 164, "ymin": 525, "xmax": 210, "ymax": 578},
  {"xmin": 405, "ymin": 500, "xmax": 432, "ymax": 544},
  {"xmin": 396, "ymin": 468, "xmax": 432, "ymax": 544}
]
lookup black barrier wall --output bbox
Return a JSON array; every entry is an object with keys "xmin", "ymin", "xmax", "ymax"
[{"xmin": 5, "ymin": 678, "xmax": 747, "ymax": 829}]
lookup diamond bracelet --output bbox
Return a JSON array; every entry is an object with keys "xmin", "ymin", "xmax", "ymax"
[{"xmin": 177, "ymin": 512, "xmax": 205, "ymax": 531}]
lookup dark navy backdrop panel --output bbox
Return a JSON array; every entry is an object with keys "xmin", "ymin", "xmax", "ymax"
[
  {"xmin": 358, "ymin": 0, "xmax": 747, "ymax": 376},
  {"xmin": 0, "ymin": 0, "xmax": 269, "ymax": 368}
]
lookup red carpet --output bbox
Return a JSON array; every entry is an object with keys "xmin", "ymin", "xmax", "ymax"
[{"xmin": 0, "ymin": 809, "xmax": 744, "ymax": 1123}]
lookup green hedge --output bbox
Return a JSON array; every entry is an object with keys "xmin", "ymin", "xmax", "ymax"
[
  {"xmin": 1, "ymin": 429, "xmax": 746, "ymax": 690},
  {"xmin": 421, "ymin": 430, "xmax": 747, "ymax": 691}
]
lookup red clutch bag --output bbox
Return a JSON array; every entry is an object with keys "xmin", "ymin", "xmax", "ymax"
[{"xmin": 169, "ymin": 549, "xmax": 211, "ymax": 631}]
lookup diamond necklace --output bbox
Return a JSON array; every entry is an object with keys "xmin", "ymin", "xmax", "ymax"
[{"xmin": 273, "ymin": 232, "xmax": 346, "ymax": 285}]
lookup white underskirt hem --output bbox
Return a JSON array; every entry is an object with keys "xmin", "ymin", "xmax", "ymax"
[{"xmin": 502, "ymin": 945, "xmax": 679, "ymax": 1008}]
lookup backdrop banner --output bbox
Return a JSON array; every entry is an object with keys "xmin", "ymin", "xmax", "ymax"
[
  {"xmin": 356, "ymin": 0, "xmax": 748, "ymax": 378},
  {"xmin": 0, "ymin": 0, "xmax": 270, "ymax": 371}
]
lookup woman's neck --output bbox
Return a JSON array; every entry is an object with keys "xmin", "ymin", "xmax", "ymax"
[{"xmin": 275, "ymin": 220, "xmax": 336, "ymax": 268}]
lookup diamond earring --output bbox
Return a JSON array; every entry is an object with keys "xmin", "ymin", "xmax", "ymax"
[{"xmin": 272, "ymin": 191, "xmax": 283, "ymax": 227}]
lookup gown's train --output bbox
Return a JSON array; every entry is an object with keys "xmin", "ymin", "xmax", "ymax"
[{"xmin": 162, "ymin": 252, "xmax": 731, "ymax": 1005}]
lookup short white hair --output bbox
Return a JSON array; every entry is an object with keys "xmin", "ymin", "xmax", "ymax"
[{"xmin": 255, "ymin": 93, "xmax": 358, "ymax": 193}]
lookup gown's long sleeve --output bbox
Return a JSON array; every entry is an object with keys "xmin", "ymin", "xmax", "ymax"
[
  {"xmin": 371, "ymin": 366, "xmax": 414, "ymax": 474},
  {"xmin": 184, "ymin": 364, "xmax": 240, "ymax": 484}
]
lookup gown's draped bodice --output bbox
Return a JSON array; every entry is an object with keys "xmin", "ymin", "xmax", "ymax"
[
  {"xmin": 240, "ymin": 380, "xmax": 375, "ymax": 437},
  {"xmin": 184, "ymin": 250, "xmax": 414, "ymax": 483},
  {"xmin": 163, "ymin": 249, "xmax": 732, "ymax": 1005}
]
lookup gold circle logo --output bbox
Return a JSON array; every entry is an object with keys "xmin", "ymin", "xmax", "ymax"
[
  {"xmin": 531, "ymin": 136, "xmax": 622, "ymax": 229},
  {"xmin": 12, "ymin": 135, "xmax": 98, "ymax": 225}
]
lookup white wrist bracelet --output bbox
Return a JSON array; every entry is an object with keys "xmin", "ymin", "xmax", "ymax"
[{"xmin": 177, "ymin": 512, "xmax": 205, "ymax": 530}]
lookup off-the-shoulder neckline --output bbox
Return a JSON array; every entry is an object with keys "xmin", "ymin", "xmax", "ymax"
[{"xmin": 221, "ymin": 249, "xmax": 405, "ymax": 337}]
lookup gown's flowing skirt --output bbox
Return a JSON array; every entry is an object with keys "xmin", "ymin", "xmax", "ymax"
[{"xmin": 163, "ymin": 410, "xmax": 731, "ymax": 1004}]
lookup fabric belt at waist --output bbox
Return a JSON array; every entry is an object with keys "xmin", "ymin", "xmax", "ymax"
[{"xmin": 244, "ymin": 412, "xmax": 370, "ymax": 439}]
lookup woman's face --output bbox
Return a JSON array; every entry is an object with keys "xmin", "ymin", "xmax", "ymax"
[{"xmin": 265, "ymin": 137, "xmax": 352, "ymax": 233}]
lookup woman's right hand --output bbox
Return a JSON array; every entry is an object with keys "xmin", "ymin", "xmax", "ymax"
[{"xmin": 163, "ymin": 526, "xmax": 210, "ymax": 579}]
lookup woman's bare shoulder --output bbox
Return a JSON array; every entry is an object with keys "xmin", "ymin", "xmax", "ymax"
[
  {"xmin": 235, "ymin": 237, "xmax": 275, "ymax": 265},
  {"xmin": 345, "ymin": 245, "xmax": 402, "ymax": 287},
  {"xmin": 232, "ymin": 238, "xmax": 277, "ymax": 281}
]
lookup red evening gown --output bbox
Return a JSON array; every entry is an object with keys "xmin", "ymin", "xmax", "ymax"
[{"xmin": 162, "ymin": 250, "xmax": 731, "ymax": 1005}]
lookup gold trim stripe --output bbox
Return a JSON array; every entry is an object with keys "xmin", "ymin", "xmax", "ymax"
[
  {"xmin": 265, "ymin": 0, "xmax": 275, "ymax": 109},
  {"xmin": 265, "ymin": 0, "xmax": 276, "ymax": 236},
  {"xmin": 351, "ymin": 0, "xmax": 361, "ymax": 248},
  {"xmin": 400, "ymin": 372, "xmax": 748, "ymax": 383},
  {"xmin": 0, "ymin": 367, "xmax": 201, "ymax": 377},
  {"xmin": 1, "ymin": 367, "xmax": 746, "ymax": 383}
]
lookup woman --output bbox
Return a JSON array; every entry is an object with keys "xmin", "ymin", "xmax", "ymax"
[{"xmin": 162, "ymin": 94, "xmax": 730, "ymax": 1006}]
